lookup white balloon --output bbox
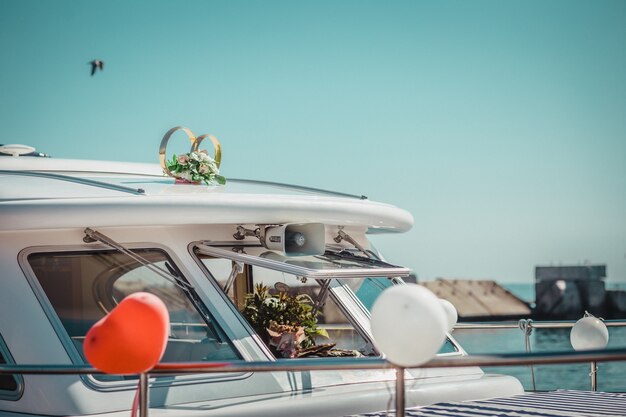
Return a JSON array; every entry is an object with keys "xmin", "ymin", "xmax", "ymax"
[
  {"xmin": 439, "ymin": 298, "xmax": 458, "ymax": 332},
  {"xmin": 370, "ymin": 284, "xmax": 447, "ymax": 367},
  {"xmin": 570, "ymin": 316, "xmax": 609, "ymax": 351}
]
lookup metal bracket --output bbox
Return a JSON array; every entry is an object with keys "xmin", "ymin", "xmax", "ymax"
[
  {"xmin": 333, "ymin": 227, "xmax": 374, "ymax": 259},
  {"xmin": 233, "ymin": 225, "xmax": 260, "ymax": 241},
  {"xmin": 312, "ymin": 279, "xmax": 331, "ymax": 316},
  {"xmin": 223, "ymin": 261, "xmax": 244, "ymax": 294}
]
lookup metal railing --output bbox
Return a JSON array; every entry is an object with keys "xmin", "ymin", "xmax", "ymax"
[
  {"xmin": 453, "ymin": 318, "xmax": 626, "ymax": 391},
  {"xmin": 455, "ymin": 320, "xmax": 626, "ymax": 330},
  {"xmin": 0, "ymin": 170, "xmax": 146, "ymax": 195},
  {"xmin": 3, "ymin": 348, "xmax": 626, "ymax": 417}
]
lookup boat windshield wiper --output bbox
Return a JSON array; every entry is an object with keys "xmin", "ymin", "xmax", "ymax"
[
  {"xmin": 318, "ymin": 250, "xmax": 397, "ymax": 268},
  {"xmin": 0, "ymin": 170, "xmax": 146, "ymax": 195},
  {"xmin": 83, "ymin": 229, "xmax": 232, "ymax": 344},
  {"xmin": 83, "ymin": 228, "xmax": 194, "ymax": 291}
]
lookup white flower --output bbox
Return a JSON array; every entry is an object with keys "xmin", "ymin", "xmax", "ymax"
[
  {"xmin": 264, "ymin": 298, "xmax": 278, "ymax": 307},
  {"xmin": 177, "ymin": 154, "xmax": 189, "ymax": 165},
  {"xmin": 168, "ymin": 149, "xmax": 224, "ymax": 185}
]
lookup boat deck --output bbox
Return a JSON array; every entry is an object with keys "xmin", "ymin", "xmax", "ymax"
[{"xmin": 352, "ymin": 390, "xmax": 626, "ymax": 417}]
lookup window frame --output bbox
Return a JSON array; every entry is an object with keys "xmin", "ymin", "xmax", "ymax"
[
  {"xmin": 0, "ymin": 333, "xmax": 24, "ymax": 401},
  {"xmin": 18, "ymin": 243, "xmax": 250, "ymax": 391},
  {"xmin": 190, "ymin": 244, "xmax": 278, "ymax": 361}
]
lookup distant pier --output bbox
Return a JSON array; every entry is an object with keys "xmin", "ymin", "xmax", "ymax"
[{"xmin": 420, "ymin": 278, "xmax": 531, "ymax": 321}]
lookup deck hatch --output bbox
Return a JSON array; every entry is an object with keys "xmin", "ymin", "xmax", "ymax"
[{"xmin": 195, "ymin": 244, "xmax": 411, "ymax": 279}]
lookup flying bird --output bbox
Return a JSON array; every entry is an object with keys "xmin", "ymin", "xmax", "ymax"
[{"xmin": 89, "ymin": 59, "xmax": 104, "ymax": 76}]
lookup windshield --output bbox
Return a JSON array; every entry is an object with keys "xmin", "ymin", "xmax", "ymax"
[{"xmin": 338, "ymin": 276, "xmax": 459, "ymax": 354}]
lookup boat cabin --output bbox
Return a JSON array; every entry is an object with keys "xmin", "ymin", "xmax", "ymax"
[{"xmin": 0, "ymin": 149, "xmax": 522, "ymax": 416}]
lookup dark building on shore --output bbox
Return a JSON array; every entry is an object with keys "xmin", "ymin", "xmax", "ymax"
[{"xmin": 535, "ymin": 264, "xmax": 626, "ymax": 319}]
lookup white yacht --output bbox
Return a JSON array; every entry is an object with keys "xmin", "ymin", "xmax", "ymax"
[{"xmin": 0, "ymin": 134, "xmax": 528, "ymax": 416}]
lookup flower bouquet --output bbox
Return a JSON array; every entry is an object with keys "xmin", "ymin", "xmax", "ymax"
[
  {"xmin": 241, "ymin": 284, "xmax": 328, "ymax": 358},
  {"xmin": 166, "ymin": 150, "xmax": 226, "ymax": 185}
]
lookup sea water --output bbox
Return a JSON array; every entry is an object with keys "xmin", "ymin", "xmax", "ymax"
[{"xmin": 452, "ymin": 282, "xmax": 626, "ymax": 392}]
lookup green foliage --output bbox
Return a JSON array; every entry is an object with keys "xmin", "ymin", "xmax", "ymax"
[
  {"xmin": 166, "ymin": 151, "xmax": 226, "ymax": 185},
  {"xmin": 241, "ymin": 284, "xmax": 328, "ymax": 349}
]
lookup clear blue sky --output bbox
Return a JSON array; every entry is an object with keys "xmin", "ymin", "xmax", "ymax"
[{"xmin": 1, "ymin": 0, "xmax": 625, "ymax": 283}]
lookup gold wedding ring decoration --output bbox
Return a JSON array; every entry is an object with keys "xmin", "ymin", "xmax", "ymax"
[{"xmin": 159, "ymin": 126, "xmax": 222, "ymax": 178}]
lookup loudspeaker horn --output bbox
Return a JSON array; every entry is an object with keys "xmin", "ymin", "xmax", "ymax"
[{"xmin": 263, "ymin": 223, "xmax": 326, "ymax": 256}]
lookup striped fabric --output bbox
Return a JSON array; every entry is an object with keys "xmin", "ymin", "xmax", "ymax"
[{"xmin": 350, "ymin": 390, "xmax": 626, "ymax": 417}]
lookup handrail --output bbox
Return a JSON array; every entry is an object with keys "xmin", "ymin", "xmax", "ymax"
[
  {"xmin": 0, "ymin": 170, "xmax": 146, "ymax": 195},
  {"xmin": 0, "ymin": 169, "xmax": 366, "ymax": 200},
  {"xmin": 453, "ymin": 318, "xmax": 625, "ymax": 392},
  {"xmin": 455, "ymin": 320, "xmax": 626, "ymax": 330},
  {"xmin": 3, "ymin": 350, "xmax": 626, "ymax": 417},
  {"xmin": 228, "ymin": 178, "xmax": 368, "ymax": 200},
  {"xmin": 3, "ymin": 348, "xmax": 626, "ymax": 375}
]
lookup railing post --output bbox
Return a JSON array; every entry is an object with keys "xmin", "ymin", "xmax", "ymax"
[
  {"xmin": 518, "ymin": 319, "xmax": 537, "ymax": 391},
  {"xmin": 395, "ymin": 367, "xmax": 405, "ymax": 417},
  {"xmin": 139, "ymin": 372, "xmax": 149, "ymax": 417},
  {"xmin": 590, "ymin": 361, "xmax": 597, "ymax": 391}
]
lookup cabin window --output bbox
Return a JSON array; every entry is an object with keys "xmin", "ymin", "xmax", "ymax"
[
  {"xmin": 0, "ymin": 334, "xmax": 22, "ymax": 399},
  {"xmin": 27, "ymin": 249, "xmax": 240, "ymax": 381},
  {"xmin": 338, "ymin": 277, "xmax": 459, "ymax": 354},
  {"xmin": 202, "ymin": 255, "xmax": 375, "ymax": 358},
  {"xmin": 195, "ymin": 245, "xmax": 418, "ymax": 358},
  {"xmin": 196, "ymin": 244, "xmax": 458, "ymax": 357}
]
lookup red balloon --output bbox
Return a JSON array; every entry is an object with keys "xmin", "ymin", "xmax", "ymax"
[{"xmin": 84, "ymin": 292, "xmax": 170, "ymax": 374}]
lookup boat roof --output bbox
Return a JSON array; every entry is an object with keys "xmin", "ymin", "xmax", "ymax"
[{"xmin": 0, "ymin": 156, "xmax": 414, "ymax": 233}]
